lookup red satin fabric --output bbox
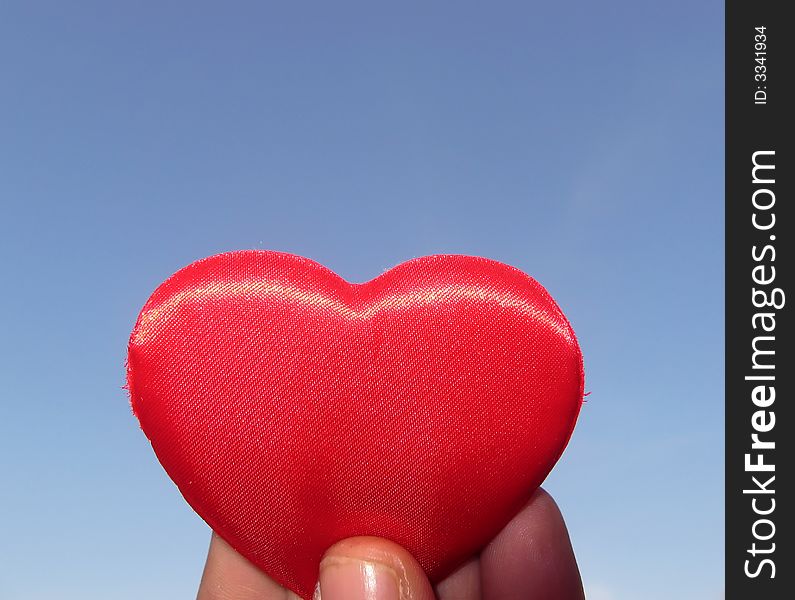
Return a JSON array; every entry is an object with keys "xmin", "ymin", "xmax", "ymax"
[{"xmin": 127, "ymin": 251, "xmax": 583, "ymax": 599}]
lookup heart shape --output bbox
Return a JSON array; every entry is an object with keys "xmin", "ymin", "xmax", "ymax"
[{"xmin": 127, "ymin": 251, "xmax": 583, "ymax": 599}]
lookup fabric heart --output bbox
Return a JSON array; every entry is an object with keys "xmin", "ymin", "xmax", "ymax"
[{"xmin": 127, "ymin": 251, "xmax": 584, "ymax": 599}]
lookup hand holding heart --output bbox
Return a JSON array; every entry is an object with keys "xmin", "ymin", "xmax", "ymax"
[
  {"xmin": 197, "ymin": 487, "xmax": 584, "ymax": 600},
  {"xmin": 127, "ymin": 251, "xmax": 585, "ymax": 599}
]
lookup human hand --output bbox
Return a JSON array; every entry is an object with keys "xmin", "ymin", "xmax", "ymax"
[{"xmin": 196, "ymin": 487, "xmax": 584, "ymax": 600}]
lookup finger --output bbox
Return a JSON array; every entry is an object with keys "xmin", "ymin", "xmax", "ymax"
[
  {"xmin": 434, "ymin": 556, "xmax": 481, "ymax": 600},
  {"xmin": 317, "ymin": 536, "xmax": 436, "ymax": 600},
  {"xmin": 479, "ymin": 488, "xmax": 584, "ymax": 600},
  {"xmin": 197, "ymin": 532, "xmax": 300, "ymax": 600}
]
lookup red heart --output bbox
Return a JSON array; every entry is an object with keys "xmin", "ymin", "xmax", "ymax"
[{"xmin": 127, "ymin": 251, "xmax": 583, "ymax": 599}]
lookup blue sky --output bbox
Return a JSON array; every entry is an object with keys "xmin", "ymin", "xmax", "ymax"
[{"xmin": 0, "ymin": 2, "xmax": 723, "ymax": 599}]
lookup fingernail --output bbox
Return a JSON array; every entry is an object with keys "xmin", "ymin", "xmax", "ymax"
[{"xmin": 317, "ymin": 556, "xmax": 401, "ymax": 600}]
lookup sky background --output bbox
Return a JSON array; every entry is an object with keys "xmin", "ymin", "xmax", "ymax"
[{"xmin": 0, "ymin": 2, "xmax": 723, "ymax": 599}]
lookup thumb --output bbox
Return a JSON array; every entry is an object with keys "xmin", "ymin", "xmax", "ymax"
[{"xmin": 316, "ymin": 536, "xmax": 436, "ymax": 600}]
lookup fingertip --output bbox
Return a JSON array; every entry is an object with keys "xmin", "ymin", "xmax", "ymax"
[
  {"xmin": 197, "ymin": 533, "xmax": 294, "ymax": 600},
  {"xmin": 318, "ymin": 537, "xmax": 435, "ymax": 600},
  {"xmin": 480, "ymin": 488, "xmax": 584, "ymax": 600}
]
